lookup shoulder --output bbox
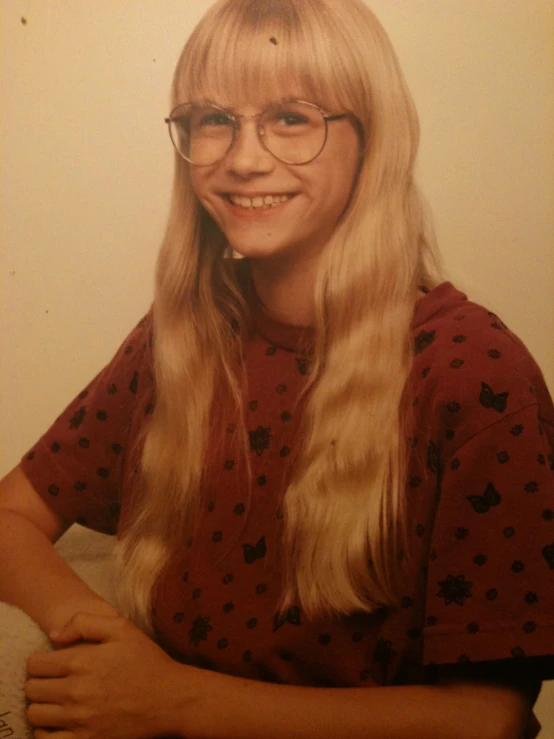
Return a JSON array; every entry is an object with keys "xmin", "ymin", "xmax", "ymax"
[
  {"xmin": 409, "ymin": 283, "xmax": 553, "ymax": 455},
  {"xmin": 129, "ymin": 307, "xmax": 154, "ymax": 350},
  {"xmin": 111, "ymin": 307, "xmax": 154, "ymax": 372},
  {"xmin": 72, "ymin": 306, "xmax": 155, "ymax": 410}
]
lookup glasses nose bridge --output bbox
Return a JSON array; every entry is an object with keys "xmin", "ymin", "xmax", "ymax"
[
  {"xmin": 229, "ymin": 110, "xmax": 269, "ymax": 159},
  {"xmin": 233, "ymin": 111, "xmax": 265, "ymax": 138}
]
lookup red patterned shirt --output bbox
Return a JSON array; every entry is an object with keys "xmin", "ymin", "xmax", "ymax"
[{"xmin": 20, "ymin": 283, "xmax": 554, "ymax": 705}]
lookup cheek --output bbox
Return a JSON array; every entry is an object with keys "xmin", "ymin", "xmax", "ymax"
[
  {"xmin": 189, "ymin": 172, "xmax": 219, "ymax": 218},
  {"xmin": 323, "ymin": 166, "xmax": 359, "ymax": 218},
  {"xmin": 328, "ymin": 130, "xmax": 362, "ymax": 197},
  {"xmin": 320, "ymin": 147, "xmax": 360, "ymax": 210},
  {"xmin": 339, "ymin": 158, "xmax": 361, "ymax": 214}
]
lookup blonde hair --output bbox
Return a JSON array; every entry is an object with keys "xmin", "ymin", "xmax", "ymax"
[{"xmin": 113, "ymin": 0, "xmax": 442, "ymax": 637}]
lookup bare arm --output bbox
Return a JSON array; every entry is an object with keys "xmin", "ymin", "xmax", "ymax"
[
  {"xmin": 0, "ymin": 465, "xmax": 119, "ymax": 634},
  {"xmin": 172, "ymin": 663, "xmax": 536, "ymax": 739}
]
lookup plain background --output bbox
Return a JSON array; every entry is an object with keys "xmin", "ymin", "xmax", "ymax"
[{"xmin": 1, "ymin": 0, "xmax": 553, "ymax": 732}]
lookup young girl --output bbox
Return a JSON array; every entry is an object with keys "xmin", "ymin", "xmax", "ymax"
[{"xmin": 1, "ymin": 0, "xmax": 552, "ymax": 737}]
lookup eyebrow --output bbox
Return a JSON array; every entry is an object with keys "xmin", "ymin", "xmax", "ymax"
[{"xmin": 187, "ymin": 97, "xmax": 329, "ymax": 111}]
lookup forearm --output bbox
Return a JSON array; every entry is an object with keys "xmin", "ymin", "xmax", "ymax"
[
  {"xmin": 0, "ymin": 510, "xmax": 118, "ymax": 633},
  {"xmin": 175, "ymin": 665, "xmax": 515, "ymax": 739}
]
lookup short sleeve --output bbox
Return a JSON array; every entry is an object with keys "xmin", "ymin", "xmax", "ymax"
[
  {"xmin": 19, "ymin": 311, "xmax": 153, "ymax": 535},
  {"xmin": 422, "ymin": 401, "xmax": 554, "ymax": 679}
]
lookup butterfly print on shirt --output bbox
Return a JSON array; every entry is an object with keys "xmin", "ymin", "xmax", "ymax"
[
  {"xmin": 466, "ymin": 482, "xmax": 501, "ymax": 513},
  {"xmin": 479, "ymin": 382, "xmax": 509, "ymax": 413},
  {"xmin": 69, "ymin": 407, "xmax": 87, "ymax": 429},
  {"xmin": 243, "ymin": 536, "xmax": 267, "ymax": 564},
  {"xmin": 273, "ymin": 606, "xmax": 302, "ymax": 632},
  {"xmin": 542, "ymin": 543, "xmax": 554, "ymax": 569}
]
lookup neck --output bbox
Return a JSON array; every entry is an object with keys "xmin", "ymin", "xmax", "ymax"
[{"xmin": 249, "ymin": 252, "xmax": 318, "ymax": 327}]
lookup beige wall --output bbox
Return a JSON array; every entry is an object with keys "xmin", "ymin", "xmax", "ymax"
[{"xmin": 1, "ymin": 0, "xmax": 553, "ymax": 732}]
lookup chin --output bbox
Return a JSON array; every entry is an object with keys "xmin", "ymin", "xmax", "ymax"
[{"xmin": 228, "ymin": 243, "xmax": 292, "ymax": 261}]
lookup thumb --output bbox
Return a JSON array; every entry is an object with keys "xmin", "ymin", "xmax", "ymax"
[{"xmin": 49, "ymin": 611, "xmax": 124, "ymax": 645}]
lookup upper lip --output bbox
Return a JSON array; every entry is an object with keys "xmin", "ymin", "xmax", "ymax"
[{"xmin": 221, "ymin": 192, "xmax": 295, "ymax": 197}]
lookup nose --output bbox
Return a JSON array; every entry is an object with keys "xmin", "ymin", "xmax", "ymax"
[{"xmin": 224, "ymin": 118, "xmax": 275, "ymax": 177}]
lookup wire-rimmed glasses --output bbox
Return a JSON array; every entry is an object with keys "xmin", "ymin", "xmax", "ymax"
[{"xmin": 165, "ymin": 100, "xmax": 349, "ymax": 166}]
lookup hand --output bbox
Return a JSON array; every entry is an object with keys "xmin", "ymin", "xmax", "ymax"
[
  {"xmin": 25, "ymin": 611, "xmax": 185, "ymax": 739},
  {"xmin": 47, "ymin": 602, "xmax": 121, "ymax": 652}
]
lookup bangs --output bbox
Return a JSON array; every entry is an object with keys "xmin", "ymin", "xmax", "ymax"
[{"xmin": 171, "ymin": 0, "xmax": 370, "ymax": 120}]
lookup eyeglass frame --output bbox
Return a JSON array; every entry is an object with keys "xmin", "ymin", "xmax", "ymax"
[{"xmin": 164, "ymin": 99, "xmax": 351, "ymax": 167}]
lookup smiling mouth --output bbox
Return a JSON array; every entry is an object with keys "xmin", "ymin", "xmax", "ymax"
[{"xmin": 223, "ymin": 193, "xmax": 294, "ymax": 210}]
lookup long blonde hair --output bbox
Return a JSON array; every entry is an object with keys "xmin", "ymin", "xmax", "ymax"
[{"xmin": 113, "ymin": 0, "xmax": 442, "ymax": 637}]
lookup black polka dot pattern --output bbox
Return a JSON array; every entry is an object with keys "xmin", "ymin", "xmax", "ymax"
[
  {"xmin": 20, "ymin": 313, "xmax": 154, "ymax": 534},
  {"xmin": 18, "ymin": 285, "xmax": 554, "ymax": 690}
]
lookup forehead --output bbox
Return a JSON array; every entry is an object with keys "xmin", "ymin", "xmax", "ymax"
[
  {"xmin": 185, "ymin": 68, "xmax": 331, "ymax": 111},
  {"xmin": 201, "ymin": 87, "xmax": 316, "ymax": 112},
  {"xmin": 173, "ymin": 24, "xmax": 348, "ymax": 114}
]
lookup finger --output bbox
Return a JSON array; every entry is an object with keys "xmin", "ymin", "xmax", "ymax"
[
  {"xmin": 27, "ymin": 701, "xmax": 68, "ymax": 729},
  {"xmin": 28, "ymin": 642, "xmax": 101, "ymax": 677},
  {"xmin": 52, "ymin": 639, "xmax": 82, "ymax": 651},
  {"xmin": 50, "ymin": 611, "xmax": 127, "ymax": 646},
  {"xmin": 34, "ymin": 729, "xmax": 76, "ymax": 739},
  {"xmin": 27, "ymin": 652, "xmax": 70, "ymax": 679},
  {"xmin": 25, "ymin": 677, "xmax": 73, "ymax": 703}
]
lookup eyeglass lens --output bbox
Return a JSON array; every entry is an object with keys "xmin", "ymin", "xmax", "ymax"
[{"xmin": 168, "ymin": 102, "xmax": 327, "ymax": 165}]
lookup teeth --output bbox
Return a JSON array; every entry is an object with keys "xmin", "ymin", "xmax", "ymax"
[{"xmin": 229, "ymin": 194, "xmax": 291, "ymax": 209}]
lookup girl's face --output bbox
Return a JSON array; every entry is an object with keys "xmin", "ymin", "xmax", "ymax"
[{"xmin": 189, "ymin": 96, "xmax": 362, "ymax": 266}]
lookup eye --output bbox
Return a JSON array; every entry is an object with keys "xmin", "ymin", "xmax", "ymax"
[
  {"xmin": 198, "ymin": 111, "xmax": 233, "ymax": 127},
  {"xmin": 274, "ymin": 112, "xmax": 309, "ymax": 127},
  {"xmin": 264, "ymin": 103, "xmax": 322, "ymax": 133}
]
